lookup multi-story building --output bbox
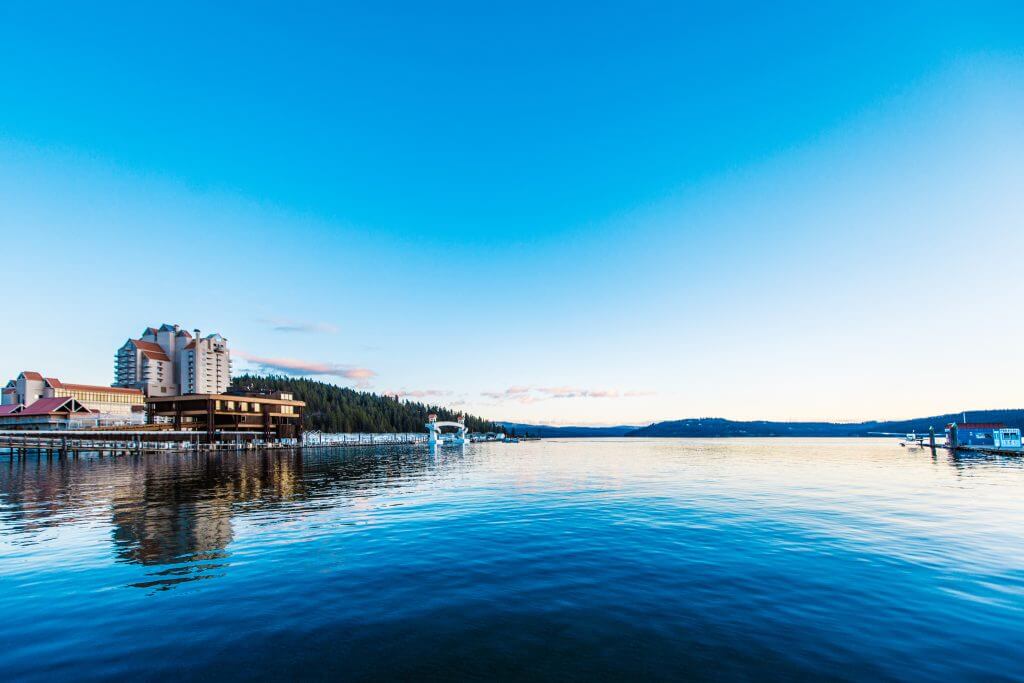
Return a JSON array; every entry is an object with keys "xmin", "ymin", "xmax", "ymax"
[
  {"xmin": 145, "ymin": 391, "xmax": 304, "ymax": 441},
  {"xmin": 2, "ymin": 371, "xmax": 144, "ymax": 416},
  {"xmin": 114, "ymin": 324, "xmax": 232, "ymax": 397},
  {"xmin": 180, "ymin": 333, "xmax": 232, "ymax": 395}
]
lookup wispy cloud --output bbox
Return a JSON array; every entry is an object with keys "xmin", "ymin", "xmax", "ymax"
[
  {"xmin": 236, "ymin": 351, "xmax": 375, "ymax": 385},
  {"xmin": 258, "ymin": 317, "xmax": 339, "ymax": 335},
  {"xmin": 481, "ymin": 385, "xmax": 532, "ymax": 400},
  {"xmin": 385, "ymin": 389, "xmax": 454, "ymax": 400},
  {"xmin": 480, "ymin": 386, "xmax": 655, "ymax": 403}
]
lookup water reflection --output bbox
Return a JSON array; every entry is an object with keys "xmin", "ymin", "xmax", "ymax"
[
  {"xmin": 0, "ymin": 446, "xmax": 451, "ymax": 590},
  {"xmin": 945, "ymin": 449, "xmax": 1024, "ymax": 473},
  {"xmin": 3, "ymin": 440, "xmax": 1024, "ymax": 681}
]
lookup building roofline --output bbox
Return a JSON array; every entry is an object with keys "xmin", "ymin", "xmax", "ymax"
[
  {"xmin": 145, "ymin": 393, "xmax": 305, "ymax": 407},
  {"xmin": 59, "ymin": 383, "xmax": 144, "ymax": 396}
]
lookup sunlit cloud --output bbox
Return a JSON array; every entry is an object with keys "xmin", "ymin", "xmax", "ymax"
[
  {"xmin": 258, "ymin": 317, "xmax": 339, "ymax": 335},
  {"xmin": 236, "ymin": 351, "xmax": 375, "ymax": 385}
]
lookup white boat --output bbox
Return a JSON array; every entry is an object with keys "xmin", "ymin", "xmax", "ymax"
[
  {"xmin": 869, "ymin": 430, "xmax": 931, "ymax": 448},
  {"xmin": 899, "ymin": 433, "xmax": 925, "ymax": 448}
]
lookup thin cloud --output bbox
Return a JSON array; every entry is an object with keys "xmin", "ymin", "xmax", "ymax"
[
  {"xmin": 236, "ymin": 351, "xmax": 375, "ymax": 384},
  {"xmin": 481, "ymin": 386, "xmax": 531, "ymax": 399},
  {"xmin": 259, "ymin": 317, "xmax": 339, "ymax": 335},
  {"xmin": 482, "ymin": 386, "xmax": 655, "ymax": 403},
  {"xmin": 386, "ymin": 389, "xmax": 454, "ymax": 399}
]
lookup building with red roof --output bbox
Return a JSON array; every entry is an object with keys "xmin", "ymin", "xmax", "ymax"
[
  {"xmin": 2, "ymin": 371, "xmax": 143, "ymax": 418},
  {"xmin": 114, "ymin": 323, "xmax": 231, "ymax": 398},
  {"xmin": 0, "ymin": 396, "xmax": 94, "ymax": 430}
]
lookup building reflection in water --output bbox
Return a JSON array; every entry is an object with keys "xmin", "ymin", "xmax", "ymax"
[{"xmin": 0, "ymin": 446, "xmax": 450, "ymax": 590}]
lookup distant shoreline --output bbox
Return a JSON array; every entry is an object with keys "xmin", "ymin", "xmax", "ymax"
[{"xmin": 501, "ymin": 409, "xmax": 1024, "ymax": 439}]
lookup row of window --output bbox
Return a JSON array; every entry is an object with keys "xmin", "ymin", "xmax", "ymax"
[
  {"xmin": 210, "ymin": 400, "xmax": 296, "ymax": 414},
  {"xmin": 215, "ymin": 400, "xmax": 263, "ymax": 412},
  {"xmin": 53, "ymin": 388, "xmax": 144, "ymax": 405}
]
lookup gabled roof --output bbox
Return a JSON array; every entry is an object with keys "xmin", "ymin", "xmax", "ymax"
[
  {"xmin": 45, "ymin": 377, "xmax": 63, "ymax": 388},
  {"xmin": 131, "ymin": 339, "xmax": 171, "ymax": 362},
  {"xmin": 184, "ymin": 340, "xmax": 196, "ymax": 350},
  {"xmin": 0, "ymin": 404, "xmax": 24, "ymax": 415},
  {"xmin": 19, "ymin": 371, "xmax": 44, "ymax": 381},
  {"xmin": 176, "ymin": 329, "xmax": 193, "ymax": 337},
  {"xmin": 142, "ymin": 327, "xmax": 159, "ymax": 337},
  {"xmin": 20, "ymin": 397, "xmax": 94, "ymax": 416},
  {"xmin": 159, "ymin": 323, "xmax": 177, "ymax": 331}
]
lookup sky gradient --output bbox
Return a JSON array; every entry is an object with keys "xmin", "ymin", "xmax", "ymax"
[{"xmin": 2, "ymin": 2, "xmax": 1023, "ymax": 425}]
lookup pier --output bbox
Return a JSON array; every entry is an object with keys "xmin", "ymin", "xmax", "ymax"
[
  {"xmin": 0, "ymin": 429, "xmax": 428, "ymax": 457},
  {"xmin": 925, "ymin": 443, "xmax": 1023, "ymax": 457}
]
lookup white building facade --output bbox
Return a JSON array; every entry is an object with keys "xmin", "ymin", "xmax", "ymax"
[
  {"xmin": 114, "ymin": 324, "xmax": 232, "ymax": 397},
  {"xmin": 180, "ymin": 333, "xmax": 231, "ymax": 394}
]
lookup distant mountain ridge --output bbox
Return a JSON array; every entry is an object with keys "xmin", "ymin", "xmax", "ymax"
[
  {"xmin": 627, "ymin": 410, "xmax": 1024, "ymax": 438},
  {"xmin": 503, "ymin": 410, "xmax": 1024, "ymax": 438},
  {"xmin": 497, "ymin": 422, "xmax": 639, "ymax": 438}
]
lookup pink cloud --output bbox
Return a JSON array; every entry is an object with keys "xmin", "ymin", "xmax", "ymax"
[
  {"xmin": 236, "ymin": 351, "xmax": 375, "ymax": 384},
  {"xmin": 481, "ymin": 386, "xmax": 532, "ymax": 399}
]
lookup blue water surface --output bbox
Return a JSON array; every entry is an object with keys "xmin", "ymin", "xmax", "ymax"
[{"xmin": 2, "ymin": 438, "xmax": 1024, "ymax": 681}]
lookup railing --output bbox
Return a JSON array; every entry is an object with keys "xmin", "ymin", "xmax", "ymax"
[
  {"xmin": 303, "ymin": 432, "xmax": 428, "ymax": 446},
  {"xmin": 0, "ymin": 430, "xmax": 432, "ymax": 456}
]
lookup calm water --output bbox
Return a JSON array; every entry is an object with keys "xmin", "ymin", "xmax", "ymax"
[{"xmin": 2, "ymin": 438, "xmax": 1024, "ymax": 681}]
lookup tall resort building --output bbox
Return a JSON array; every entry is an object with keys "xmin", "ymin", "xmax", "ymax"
[{"xmin": 114, "ymin": 324, "xmax": 232, "ymax": 397}]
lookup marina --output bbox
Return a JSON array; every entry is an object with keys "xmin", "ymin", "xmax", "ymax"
[{"xmin": 889, "ymin": 421, "xmax": 1024, "ymax": 457}]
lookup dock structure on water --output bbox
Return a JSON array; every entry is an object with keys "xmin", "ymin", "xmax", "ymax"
[
  {"xmin": 0, "ymin": 429, "xmax": 283, "ymax": 457},
  {"xmin": 0, "ymin": 429, "xmax": 430, "ymax": 457},
  {"xmin": 302, "ymin": 432, "xmax": 428, "ymax": 447}
]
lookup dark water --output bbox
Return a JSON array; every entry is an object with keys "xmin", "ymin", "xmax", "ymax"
[{"xmin": 2, "ymin": 439, "xmax": 1024, "ymax": 682}]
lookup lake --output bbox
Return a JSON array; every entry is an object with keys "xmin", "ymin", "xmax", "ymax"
[{"xmin": 2, "ymin": 438, "xmax": 1024, "ymax": 681}]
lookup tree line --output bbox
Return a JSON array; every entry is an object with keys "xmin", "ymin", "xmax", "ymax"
[{"xmin": 230, "ymin": 374, "xmax": 501, "ymax": 434}]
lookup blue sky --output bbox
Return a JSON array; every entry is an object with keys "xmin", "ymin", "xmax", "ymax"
[{"xmin": 2, "ymin": 2, "xmax": 1023, "ymax": 424}]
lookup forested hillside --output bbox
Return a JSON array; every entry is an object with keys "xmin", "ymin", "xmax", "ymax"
[
  {"xmin": 230, "ymin": 374, "xmax": 499, "ymax": 433},
  {"xmin": 627, "ymin": 410, "xmax": 1024, "ymax": 437}
]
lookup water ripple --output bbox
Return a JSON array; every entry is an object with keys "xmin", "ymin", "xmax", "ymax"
[{"xmin": 2, "ymin": 439, "xmax": 1024, "ymax": 681}]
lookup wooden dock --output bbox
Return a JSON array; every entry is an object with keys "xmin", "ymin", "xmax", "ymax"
[
  {"xmin": 928, "ymin": 443, "xmax": 1023, "ymax": 457},
  {"xmin": 0, "ymin": 429, "xmax": 428, "ymax": 457}
]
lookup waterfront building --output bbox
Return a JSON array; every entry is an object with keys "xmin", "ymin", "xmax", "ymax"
[
  {"xmin": 2, "ymin": 371, "xmax": 143, "ymax": 416},
  {"xmin": 0, "ymin": 396, "xmax": 94, "ymax": 430},
  {"xmin": 945, "ymin": 422, "xmax": 1007, "ymax": 448},
  {"xmin": 145, "ymin": 391, "xmax": 304, "ymax": 441},
  {"xmin": 114, "ymin": 324, "xmax": 232, "ymax": 397},
  {"xmin": 993, "ymin": 428, "xmax": 1023, "ymax": 450}
]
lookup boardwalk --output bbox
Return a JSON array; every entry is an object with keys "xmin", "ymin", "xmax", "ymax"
[{"xmin": 0, "ymin": 430, "xmax": 428, "ymax": 457}]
